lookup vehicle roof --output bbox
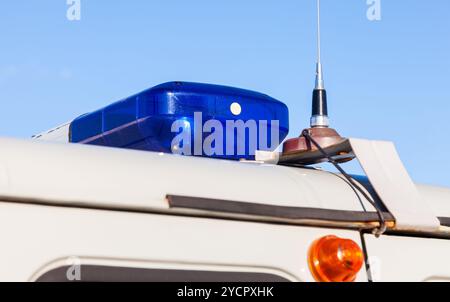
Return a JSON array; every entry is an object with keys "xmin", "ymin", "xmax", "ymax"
[{"xmin": 0, "ymin": 137, "xmax": 448, "ymax": 219}]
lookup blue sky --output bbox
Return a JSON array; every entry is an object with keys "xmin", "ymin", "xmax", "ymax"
[{"xmin": 0, "ymin": 0, "xmax": 449, "ymax": 186}]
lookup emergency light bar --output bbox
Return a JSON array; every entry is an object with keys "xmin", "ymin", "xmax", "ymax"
[{"xmin": 69, "ymin": 82, "xmax": 289, "ymax": 160}]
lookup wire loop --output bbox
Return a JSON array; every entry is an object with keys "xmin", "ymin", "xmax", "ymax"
[{"xmin": 301, "ymin": 129, "xmax": 387, "ymax": 237}]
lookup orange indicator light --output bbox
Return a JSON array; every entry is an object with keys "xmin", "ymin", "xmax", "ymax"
[{"xmin": 308, "ymin": 235, "xmax": 364, "ymax": 282}]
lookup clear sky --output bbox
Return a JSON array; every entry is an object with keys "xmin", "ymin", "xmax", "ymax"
[{"xmin": 0, "ymin": 0, "xmax": 449, "ymax": 186}]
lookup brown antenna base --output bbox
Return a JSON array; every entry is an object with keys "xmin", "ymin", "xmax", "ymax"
[{"xmin": 281, "ymin": 127, "xmax": 354, "ymax": 165}]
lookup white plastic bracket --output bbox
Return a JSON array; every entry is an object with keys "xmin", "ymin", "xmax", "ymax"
[{"xmin": 349, "ymin": 138, "xmax": 441, "ymax": 232}]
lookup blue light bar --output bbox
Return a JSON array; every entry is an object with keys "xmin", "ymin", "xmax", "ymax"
[{"xmin": 69, "ymin": 82, "xmax": 289, "ymax": 160}]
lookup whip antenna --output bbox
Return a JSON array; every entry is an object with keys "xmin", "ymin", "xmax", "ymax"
[
  {"xmin": 281, "ymin": 0, "xmax": 351, "ymax": 164},
  {"xmin": 310, "ymin": 0, "xmax": 329, "ymax": 128},
  {"xmin": 315, "ymin": 0, "xmax": 323, "ymax": 89}
]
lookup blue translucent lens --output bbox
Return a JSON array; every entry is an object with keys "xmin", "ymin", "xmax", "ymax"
[{"xmin": 69, "ymin": 81, "xmax": 289, "ymax": 160}]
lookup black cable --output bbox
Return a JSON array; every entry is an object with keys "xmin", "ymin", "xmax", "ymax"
[
  {"xmin": 301, "ymin": 129, "xmax": 387, "ymax": 237},
  {"xmin": 328, "ymin": 172, "xmax": 368, "ymax": 212}
]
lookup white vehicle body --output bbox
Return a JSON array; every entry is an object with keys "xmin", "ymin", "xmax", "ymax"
[{"xmin": 0, "ymin": 137, "xmax": 449, "ymax": 282}]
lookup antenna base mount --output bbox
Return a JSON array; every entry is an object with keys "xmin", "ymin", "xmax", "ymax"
[{"xmin": 281, "ymin": 127, "xmax": 353, "ymax": 165}]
